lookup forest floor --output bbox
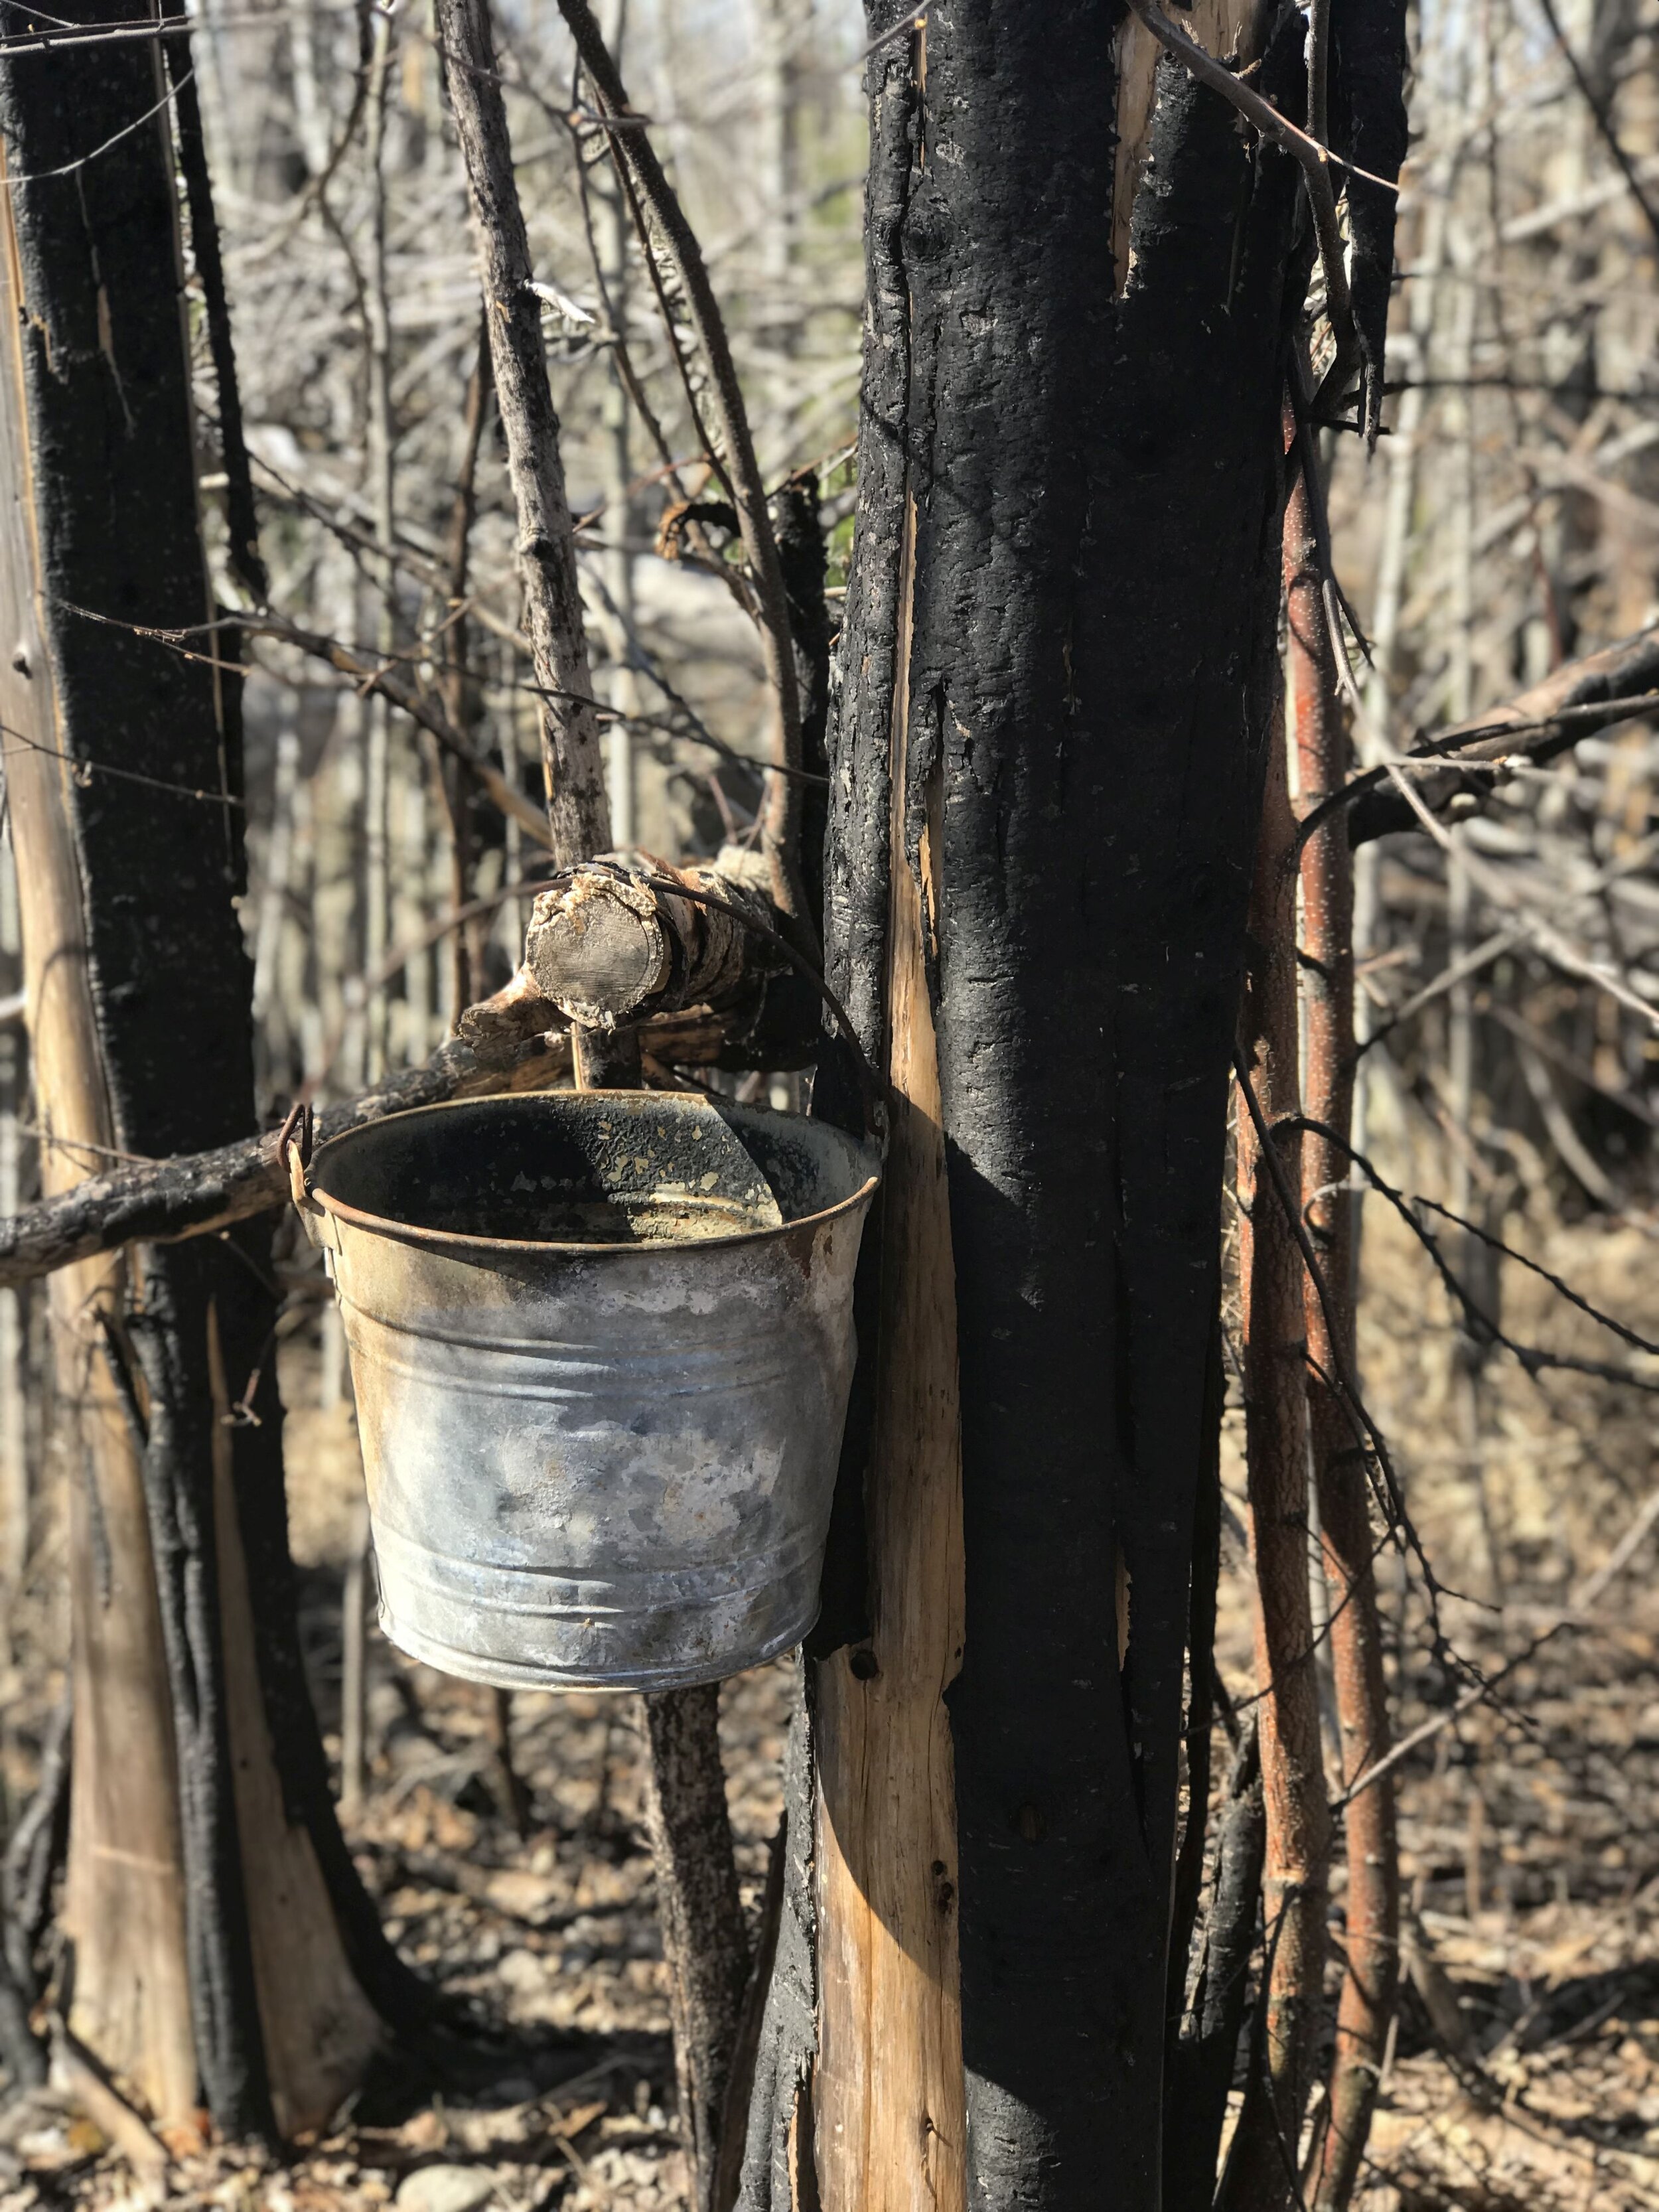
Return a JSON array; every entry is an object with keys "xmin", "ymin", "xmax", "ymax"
[{"xmin": 3, "ymin": 1187, "xmax": 1659, "ymax": 2209}]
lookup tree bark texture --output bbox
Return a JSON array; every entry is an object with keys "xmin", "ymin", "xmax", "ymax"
[
  {"xmin": 905, "ymin": 11, "xmax": 1302, "ymax": 2205},
  {"xmin": 0, "ymin": 13, "xmax": 381, "ymax": 2134},
  {"xmin": 434, "ymin": 0, "xmax": 609, "ymax": 864},
  {"xmin": 1223, "ymin": 703, "xmax": 1331, "ymax": 2212},
  {"xmin": 737, "ymin": 0, "xmax": 1335, "ymax": 2203},
  {"xmin": 640, "ymin": 1688, "xmax": 753, "ymax": 2212},
  {"xmin": 1287, "ymin": 457, "xmax": 1398, "ymax": 2212}
]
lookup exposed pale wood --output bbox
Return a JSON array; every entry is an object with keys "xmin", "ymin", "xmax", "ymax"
[
  {"xmin": 1111, "ymin": 0, "xmax": 1262, "ymax": 295},
  {"xmin": 56, "ymin": 2029, "xmax": 173, "ymax": 2173},
  {"xmin": 0, "ymin": 179, "xmax": 198, "ymax": 2129},
  {"xmin": 208, "ymin": 1308, "xmax": 381, "ymax": 2135},
  {"xmin": 813, "ymin": 490, "xmax": 966, "ymax": 2212}
]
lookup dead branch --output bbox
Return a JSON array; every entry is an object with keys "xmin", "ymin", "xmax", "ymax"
[
  {"xmin": 1327, "ymin": 623, "xmax": 1659, "ymax": 846},
  {"xmin": 434, "ymin": 0, "xmax": 609, "ymax": 864},
  {"xmin": 0, "ymin": 1032, "xmax": 561, "ymax": 1290}
]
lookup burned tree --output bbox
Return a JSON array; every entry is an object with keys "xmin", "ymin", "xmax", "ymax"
[
  {"xmin": 0, "ymin": 7, "xmax": 417, "ymax": 2136},
  {"xmin": 738, "ymin": 3, "xmax": 1407, "ymax": 2208}
]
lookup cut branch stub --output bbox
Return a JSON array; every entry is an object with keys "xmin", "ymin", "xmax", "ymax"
[
  {"xmin": 526, "ymin": 870, "xmax": 670, "ymax": 1031},
  {"xmin": 522, "ymin": 852, "xmax": 781, "ymax": 1032}
]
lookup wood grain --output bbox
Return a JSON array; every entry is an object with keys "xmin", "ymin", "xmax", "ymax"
[{"xmin": 812, "ymin": 491, "xmax": 966, "ymax": 2212}]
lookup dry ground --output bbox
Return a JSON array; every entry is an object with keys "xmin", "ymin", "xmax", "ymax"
[{"xmin": 3, "ymin": 1170, "xmax": 1658, "ymax": 2210}]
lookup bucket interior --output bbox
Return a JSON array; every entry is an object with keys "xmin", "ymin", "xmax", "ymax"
[{"xmin": 311, "ymin": 1090, "xmax": 875, "ymax": 1248}]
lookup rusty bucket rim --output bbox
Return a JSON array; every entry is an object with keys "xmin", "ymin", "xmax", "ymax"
[{"xmin": 307, "ymin": 1086, "xmax": 881, "ymax": 1264}]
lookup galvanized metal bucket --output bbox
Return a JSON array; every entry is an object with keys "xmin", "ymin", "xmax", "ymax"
[{"xmin": 299, "ymin": 1090, "xmax": 879, "ymax": 1692}]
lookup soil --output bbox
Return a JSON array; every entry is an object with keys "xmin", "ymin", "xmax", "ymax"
[{"xmin": 3, "ymin": 1178, "xmax": 1658, "ymax": 2209}]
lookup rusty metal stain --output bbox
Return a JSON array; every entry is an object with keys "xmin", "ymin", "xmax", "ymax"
[{"xmin": 301, "ymin": 1090, "xmax": 879, "ymax": 1691}]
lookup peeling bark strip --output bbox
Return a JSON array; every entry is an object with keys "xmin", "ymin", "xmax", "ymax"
[
  {"xmin": 812, "ymin": 457, "xmax": 967, "ymax": 2212},
  {"xmin": 881, "ymin": 3, "xmax": 1302, "ymax": 2203},
  {"xmin": 1165, "ymin": 1721, "xmax": 1267, "ymax": 2211},
  {"xmin": 433, "ymin": 0, "xmax": 608, "ymax": 864}
]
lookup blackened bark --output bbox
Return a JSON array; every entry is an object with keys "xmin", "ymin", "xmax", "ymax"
[
  {"xmin": 906, "ymin": 8, "xmax": 1301, "ymax": 2204},
  {"xmin": 0, "ymin": 16, "xmax": 274, "ymax": 2133},
  {"xmin": 800, "ymin": 5, "xmax": 914, "ymax": 1674},
  {"xmin": 817, "ymin": 5, "xmax": 912, "ymax": 1106},
  {"xmin": 1167, "ymin": 1725, "xmax": 1267, "ymax": 2211},
  {"xmin": 769, "ymin": 474, "xmax": 831, "ymax": 943},
  {"xmin": 126, "ymin": 1272, "xmax": 275, "ymax": 2142},
  {"xmin": 1329, "ymin": 0, "xmax": 1409, "ymax": 439},
  {"xmin": 0, "ymin": 7, "xmax": 418, "ymax": 2116}
]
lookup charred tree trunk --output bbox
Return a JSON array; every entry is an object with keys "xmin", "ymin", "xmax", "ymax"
[
  {"xmin": 737, "ymin": 1, "xmax": 1397, "ymax": 2205},
  {"xmin": 0, "ymin": 10, "xmax": 392, "ymax": 2135}
]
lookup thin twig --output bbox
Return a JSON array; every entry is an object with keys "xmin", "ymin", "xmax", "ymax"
[
  {"xmin": 1338, "ymin": 1483, "xmax": 1659, "ymax": 1807},
  {"xmin": 1532, "ymin": 0, "xmax": 1659, "ymax": 249},
  {"xmin": 552, "ymin": 0, "xmax": 809, "ymax": 928}
]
